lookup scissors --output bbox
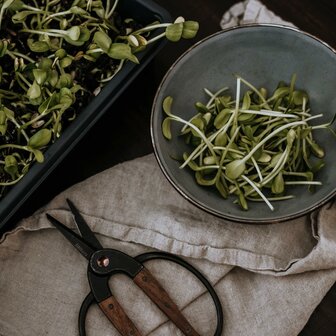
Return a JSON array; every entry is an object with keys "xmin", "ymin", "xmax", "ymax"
[{"xmin": 46, "ymin": 199, "xmax": 223, "ymax": 336}]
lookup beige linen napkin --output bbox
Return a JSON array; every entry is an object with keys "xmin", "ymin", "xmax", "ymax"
[{"xmin": 1, "ymin": 2, "xmax": 336, "ymax": 336}]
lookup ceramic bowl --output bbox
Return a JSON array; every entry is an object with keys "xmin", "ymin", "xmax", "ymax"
[{"xmin": 151, "ymin": 24, "xmax": 336, "ymax": 224}]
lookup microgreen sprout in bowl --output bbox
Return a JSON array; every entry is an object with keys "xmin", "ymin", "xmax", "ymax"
[{"xmin": 161, "ymin": 74, "xmax": 336, "ymax": 211}]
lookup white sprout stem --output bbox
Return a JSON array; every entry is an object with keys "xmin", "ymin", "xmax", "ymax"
[
  {"xmin": 242, "ymin": 120, "xmax": 306, "ymax": 163},
  {"xmin": 218, "ymin": 126, "xmax": 241, "ymax": 166},
  {"xmin": 236, "ymin": 75, "xmax": 271, "ymax": 110},
  {"xmin": 213, "ymin": 146, "xmax": 244, "ymax": 155},
  {"xmin": 302, "ymin": 96, "xmax": 307, "ymax": 114},
  {"xmin": 247, "ymin": 195, "xmax": 294, "ymax": 201},
  {"xmin": 271, "ymin": 136, "xmax": 287, "ymax": 148},
  {"xmin": 311, "ymin": 124, "xmax": 331, "ymax": 130},
  {"xmin": 146, "ymin": 32, "xmax": 166, "ymax": 44},
  {"xmin": 180, "ymin": 111, "xmax": 237, "ymax": 168},
  {"xmin": 251, "ymin": 156, "xmax": 263, "ymax": 182},
  {"xmin": 304, "ymin": 114, "xmax": 324, "ymax": 122},
  {"xmin": 242, "ymin": 175, "xmax": 274, "ymax": 211},
  {"xmin": 106, "ymin": 0, "xmax": 119, "ymax": 19},
  {"xmin": 285, "ymin": 181, "xmax": 322, "ymax": 185},
  {"xmin": 0, "ymin": 174, "xmax": 24, "ymax": 186},
  {"xmin": 133, "ymin": 23, "xmax": 171, "ymax": 34},
  {"xmin": 165, "ymin": 116, "xmax": 219, "ymax": 166},
  {"xmin": 201, "ymin": 165, "xmax": 225, "ymax": 170},
  {"xmin": 180, "ymin": 113, "xmax": 201, "ymax": 133},
  {"xmin": 239, "ymin": 109, "xmax": 298, "ymax": 119},
  {"xmin": 99, "ymin": 59, "xmax": 124, "ymax": 83},
  {"xmin": 204, "ymin": 86, "xmax": 229, "ymax": 107},
  {"xmin": 234, "ymin": 78, "xmax": 241, "ymax": 118},
  {"xmin": 261, "ymin": 149, "xmax": 288, "ymax": 186}
]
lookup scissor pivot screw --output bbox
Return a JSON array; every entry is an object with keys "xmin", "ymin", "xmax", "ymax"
[{"xmin": 97, "ymin": 256, "xmax": 110, "ymax": 267}]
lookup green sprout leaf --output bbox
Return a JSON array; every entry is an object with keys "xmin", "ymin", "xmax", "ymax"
[
  {"xmin": 27, "ymin": 81, "xmax": 42, "ymax": 100},
  {"xmin": 30, "ymin": 149, "xmax": 44, "ymax": 163},
  {"xmin": 162, "ymin": 117, "xmax": 172, "ymax": 140},
  {"xmin": 93, "ymin": 31, "xmax": 112, "ymax": 53},
  {"xmin": 4, "ymin": 155, "xmax": 18, "ymax": 179},
  {"xmin": 166, "ymin": 22, "xmax": 183, "ymax": 42},
  {"xmin": 108, "ymin": 43, "xmax": 139, "ymax": 63},
  {"xmin": 27, "ymin": 39, "xmax": 50, "ymax": 52},
  {"xmin": 163, "ymin": 96, "xmax": 173, "ymax": 116},
  {"xmin": 182, "ymin": 21, "xmax": 199, "ymax": 39},
  {"xmin": 225, "ymin": 159, "xmax": 246, "ymax": 180},
  {"xmin": 0, "ymin": 39, "xmax": 9, "ymax": 57},
  {"xmin": 33, "ymin": 69, "xmax": 48, "ymax": 85},
  {"xmin": 28, "ymin": 129, "xmax": 52, "ymax": 149}
]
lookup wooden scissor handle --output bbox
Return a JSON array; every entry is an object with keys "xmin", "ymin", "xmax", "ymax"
[
  {"xmin": 133, "ymin": 267, "xmax": 200, "ymax": 336},
  {"xmin": 99, "ymin": 295, "xmax": 142, "ymax": 336}
]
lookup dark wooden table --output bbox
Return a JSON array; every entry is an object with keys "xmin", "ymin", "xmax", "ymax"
[{"xmin": 3, "ymin": 0, "xmax": 336, "ymax": 334}]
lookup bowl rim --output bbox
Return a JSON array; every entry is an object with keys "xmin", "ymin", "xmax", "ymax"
[{"xmin": 150, "ymin": 23, "xmax": 336, "ymax": 224}]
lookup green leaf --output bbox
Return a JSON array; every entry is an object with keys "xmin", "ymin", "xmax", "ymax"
[
  {"xmin": 56, "ymin": 74, "xmax": 73, "ymax": 88},
  {"xmin": 195, "ymin": 171, "xmax": 216, "ymax": 186},
  {"xmin": 271, "ymin": 172, "xmax": 285, "ymax": 194},
  {"xmin": 257, "ymin": 153, "xmax": 271, "ymax": 163},
  {"xmin": 214, "ymin": 129, "xmax": 228, "ymax": 146},
  {"xmin": 0, "ymin": 124, "xmax": 7, "ymax": 135},
  {"xmin": 269, "ymin": 153, "xmax": 283, "ymax": 168},
  {"xmin": 292, "ymin": 90, "xmax": 308, "ymax": 106},
  {"xmin": 60, "ymin": 56, "xmax": 73, "ymax": 68},
  {"xmin": 70, "ymin": 6, "xmax": 88, "ymax": 15},
  {"xmin": 238, "ymin": 192, "xmax": 248, "ymax": 210},
  {"xmin": 215, "ymin": 177, "xmax": 228, "ymax": 198},
  {"xmin": 33, "ymin": 69, "xmax": 48, "ymax": 85},
  {"xmin": 47, "ymin": 70, "xmax": 58, "ymax": 87},
  {"xmin": 214, "ymin": 109, "xmax": 230, "ymax": 129},
  {"xmin": 3, "ymin": 105, "xmax": 14, "ymax": 119},
  {"xmin": 27, "ymin": 81, "xmax": 41, "ymax": 100},
  {"xmin": 107, "ymin": 43, "xmax": 139, "ymax": 63},
  {"xmin": 0, "ymin": 39, "xmax": 9, "ymax": 57},
  {"xmin": 194, "ymin": 102, "xmax": 209, "ymax": 114},
  {"xmin": 7, "ymin": 0, "xmax": 23, "ymax": 11},
  {"xmin": 11, "ymin": 10, "xmax": 34, "ymax": 23},
  {"xmin": 162, "ymin": 96, "xmax": 173, "ymax": 116},
  {"xmin": 31, "ymin": 149, "xmax": 44, "ymax": 163},
  {"xmin": 4, "ymin": 155, "xmax": 18, "ymax": 179},
  {"xmin": 55, "ymin": 49, "xmax": 67, "ymax": 59},
  {"xmin": 0, "ymin": 107, "xmax": 6, "ymax": 124},
  {"xmin": 28, "ymin": 129, "xmax": 52, "ymax": 149},
  {"xmin": 38, "ymin": 57, "xmax": 53, "ymax": 70},
  {"xmin": 309, "ymin": 141, "xmax": 325, "ymax": 158},
  {"xmin": 78, "ymin": 27, "xmax": 91, "ymax": 42},
  {"xmin": 66, "ymin": 26, "xmax": 81, "ymax": 41},
  {"xmin": 162, "ymin": 117, "xmax": 172, "ymax": 140},
  {"xmin": 270, "ymin": 87, "xmax": 290, "ymax": 101},
  {"xmin": 242, "ymin": 91, "xmax": 251, "ymax": 110},
  {"xmin": 166, "ymin": 22, "xmax": 183, "ymax": 42},
  {"xmin": 225, "ymin": 159, "xmax": 246, "ymax": 180},
  {"xmin": 182, "ymin": 21, "xmax": 199, "ymax": 39},
  {"xmin": 27, "ymin": 39, "xmax": 50, "ymax": 53},
  {"xmin": 93, "ymin": 31, "xmax": 112, "ymax": 53},
  {"xmin": 190, "ymin": 117, "xmax": 205, "ymax": 137}
]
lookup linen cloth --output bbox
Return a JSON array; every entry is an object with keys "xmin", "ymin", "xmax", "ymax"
[{"xmin": 1, "ymin": 2, "xmax": 336, "ymax": 336}]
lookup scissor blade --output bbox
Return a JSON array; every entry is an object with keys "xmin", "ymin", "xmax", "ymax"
[
  {"xmin": 66, "ymin": 199, "xmax": 103, "ymax": 250},
  {"xmin": 46, "ymin": 214, "xmax": 96, "ymax": 260}
]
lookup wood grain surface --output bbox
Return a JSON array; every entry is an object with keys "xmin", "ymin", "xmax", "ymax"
[
  {"xmin": 133, "ymin": 267, "xmax": 200, "ymax": 336},
  {"xmin": 99, "ymin": 295, "xmax": 142, "ymax": 336}
]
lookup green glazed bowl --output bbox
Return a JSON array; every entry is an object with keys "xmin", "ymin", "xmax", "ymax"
[{"xmin": 151, "ymin": 24, "xmax": 336, "ymax": 224}]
